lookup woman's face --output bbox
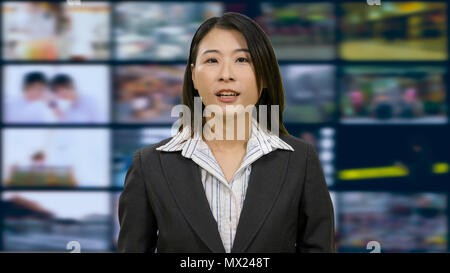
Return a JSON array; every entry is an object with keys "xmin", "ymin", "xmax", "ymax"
[{"xmin": 191, "ymin": 28, "xmax": 262, "ymax": 117}]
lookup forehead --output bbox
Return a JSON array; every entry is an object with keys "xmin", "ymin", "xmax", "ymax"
[
  {"xmin": 54, "ymin": 85, "xmax": 73, "ymax": 91},
  {"xmin": 197, "ymin": 28, "xmax": 248, "ymax": 54},
  {"xmin": 27, "ymin": 82, "xmax": 46, "ymax": 87}
]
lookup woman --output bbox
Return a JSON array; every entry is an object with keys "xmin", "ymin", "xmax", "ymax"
[{"xmin": 118, "ymin": 12, "xmax": 335, "ymax": 253}]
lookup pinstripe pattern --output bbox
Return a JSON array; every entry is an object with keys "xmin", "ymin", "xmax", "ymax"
[{"xmin": 156, "ymin": 117, "xmax": 294, "ymax": 252}]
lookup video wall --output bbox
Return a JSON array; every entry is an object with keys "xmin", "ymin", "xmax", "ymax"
[{"xmin": 0, "ymin": 1, "xmax": 448, "ymax": 252}]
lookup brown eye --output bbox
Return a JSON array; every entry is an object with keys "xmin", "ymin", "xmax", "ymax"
[
  {"xmin": 206, "ymin": 58, "xmax": 217, "ymax": 63},
  {"xmin": 237, "ymin": 57, "xmax": 249, "ymax": 63}
]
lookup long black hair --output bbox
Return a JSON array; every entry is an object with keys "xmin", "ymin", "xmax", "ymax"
[{"xmin": 180, "ymin": 12, "xmax": 290, "ymax": 137}]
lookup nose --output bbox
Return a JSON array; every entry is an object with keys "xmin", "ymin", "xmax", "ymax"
[{"xmin": 219, "ymin": 60, "xmax": 235, "ymax": 82}]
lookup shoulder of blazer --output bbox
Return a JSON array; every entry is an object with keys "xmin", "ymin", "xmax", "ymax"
[
  {"xmin": 280, "ymin": 134, "xmax": 312, "ymax": 158},
  {"xmin": 134, "ymin": 136, "xmax": 174, "ymax": 160}
]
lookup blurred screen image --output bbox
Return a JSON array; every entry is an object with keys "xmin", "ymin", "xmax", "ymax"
[
  {"xmin": 114, "ymin": 65, "xmax": 184, "ymax": 123},
  {"xmin": 3, "ymin": 2, "xmax": 110, "ymax": 60},
  {"xmin": 2, "ymin": 191, "xmax": 112, "ymax": 252},
  {"xmin": 254, "ymin": 2, "xmax": 335, "ymax": 60},
  {"xmin": 340, "ymin": 66, "xmax": 447, "ymax": 124},
  {"xmin": 340, "ymin": 2, "xmax": 447, "ymax": 60},
  {"xmin": 2, "ymin": 129, "xmax": 110, "ymax": 187},
  {"xmin": 287, "ymin": 126, "xmax": 335, "ymax": 186},
  {"xmin": 115, "ymin": 2, "xmax": 223, "ymax": 60},
  {"xmin": 281, "ymin": 65, "xmax": 336, "ymax": 123},
  {"xmin": 113, "ymin": 192, "xmax": 120, "ymax": 250},
  {"xmin": 337, "ymin": 192, "xmax": 447, "ymax": 253},
  {"xmin": 3, "ymin": 65, "xmax": 110, "ymax": 124},
  {"xmin": 113, "ymin": 128, "xmax": 172, "ymax": 187},
  {"xmin": 336, "ymin": 127, "xmax": 449, "ymax": 189},
  {"xmin": 330, "ymin": 191, "xmax": 338, "ymax": 234}
]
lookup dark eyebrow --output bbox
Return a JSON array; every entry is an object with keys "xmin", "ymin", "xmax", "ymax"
[{"xmin": 200, "ymin": 48, "xmax": 250, "ymax": 56}]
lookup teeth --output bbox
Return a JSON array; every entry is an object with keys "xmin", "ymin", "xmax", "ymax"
[{"xmin": 217, "ymin": 91, "xmax": 238, "ymax": 96}]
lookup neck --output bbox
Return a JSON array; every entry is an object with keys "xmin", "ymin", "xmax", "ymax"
[{"xmin": 203, "ymin": 113, "xmax": 251, "ymax": 152}]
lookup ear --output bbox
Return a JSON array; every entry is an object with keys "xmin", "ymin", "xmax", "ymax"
[{"xmin": 191, "ymin": 63, "xmax": 196, "ymax": 89}]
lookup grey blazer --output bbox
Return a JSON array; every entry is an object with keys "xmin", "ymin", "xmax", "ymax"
[{"xmin": 117, "ymin": 134, "xmax": 335, "ymax": 253}]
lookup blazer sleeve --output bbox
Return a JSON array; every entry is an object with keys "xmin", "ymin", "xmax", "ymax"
[
  {"xmin": 296, "ymin": 143, "xmax": 336, "ymax": 253},
  {"xmin": 117, "ymin": 149, "xmax": 158, "ymax": 253}
]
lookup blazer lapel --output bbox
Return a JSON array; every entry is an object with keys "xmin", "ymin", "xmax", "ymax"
[
  {"xmin": 159, "ymin": 152, "xmax": 226, "ymax": 253},
  {"xmin": 158, "ymin": 135, "xmax": 293, "ymax": 253},
  {"xmin": 231, "ymin": 148, "xmax": 291, "ymax": 253}
]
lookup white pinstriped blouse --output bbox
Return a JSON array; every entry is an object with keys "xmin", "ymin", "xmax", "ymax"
[{"xmin": 156, "ymin": 117, "xmax": 294, "ymax": 252}]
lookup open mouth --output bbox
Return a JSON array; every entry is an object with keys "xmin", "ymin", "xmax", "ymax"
[{"xmin": 215, "ymin": 89, "xmax": 240, "ymax": 97}]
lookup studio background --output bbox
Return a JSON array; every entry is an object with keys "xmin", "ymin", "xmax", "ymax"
[{"xmin": 0, "ymin": 0, "xmax": 448, "ymax": 253}]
